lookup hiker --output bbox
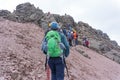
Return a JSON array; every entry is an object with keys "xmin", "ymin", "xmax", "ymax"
[
  {"xmin": 62, "ymin": 27, "xmax": 67, "ymax": 37},
  {"xmin": 73, "ymin": 30, "xmax": 78, "ymax": 46},
  {"xmin": 67, "ymin": 30, "xmax": 73, "ymax": 46},
  {"xmin": 82, "ymin": 36, "xmax": 89, "ymax": 48},
  {"xmin": 85, "ymin": 39, "xmax": 89, "ymax": 48},
  {"xmin": 41, "ymin": 22, "xmax": 70, "ymax": 80}
]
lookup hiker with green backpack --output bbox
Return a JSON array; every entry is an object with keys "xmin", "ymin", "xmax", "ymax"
[{"xmin": 41, "ymin": 22, "xmax": 70, "ymax": 80}]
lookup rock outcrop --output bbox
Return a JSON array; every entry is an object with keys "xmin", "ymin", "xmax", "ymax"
[
  {"xmin": 77, "ymin": 21, "xmax": 120, "ymax": 63},
  {"xmin": 0, "ymin": 10, "xmax": 11, "ymax": 17},
  {"xmin": 14, "ymin": 2, "xmax": 44, "ymax": 24}
]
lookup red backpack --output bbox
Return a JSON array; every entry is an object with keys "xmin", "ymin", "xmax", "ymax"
[{"xmin": 85, "ymin": 40, "xmax": 89, "ymax": 47}]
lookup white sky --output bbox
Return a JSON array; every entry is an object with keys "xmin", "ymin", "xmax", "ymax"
[{"xmin": 0, "ymin": 0, "xmax": 120, "ymax": 45}]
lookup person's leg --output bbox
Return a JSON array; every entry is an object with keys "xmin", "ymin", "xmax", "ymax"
[
  {"xmin": 75, "ymin": 38, "xmax": 78, "ymax": 45},
  {"xmin": 48, "ymin": 59, "xmax": 57, "ymax": 80},
  {"xmin": 68, "ymin": 39, "xmax": 71, "ymax": 46},
  {"xmin": 55, "ymin": 58, "xmax": 65, "ymax": 80},
  {"xmin": 72, "ymin": 39, "xmax": 74, "ymax": 46},
  {"xmin": 68, "ymin": 39, "xmax": 70, "ymax": 46},
  {"xmin": 70, "ymin": 39, "xmax": 72, "ymax": 46},
  {"xmin": 74, "ymin": 39, "xmax": 76, "ymax": 46}
]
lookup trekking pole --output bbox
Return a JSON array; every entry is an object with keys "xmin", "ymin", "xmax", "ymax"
[
  {"xmin": 46, "ymin": 64, "xmax": 50, "ymax": 80},
  {"xmin": 64, "ymin": 60, "xmax": 69, "ymax": 78},
  {"xmin": 63, "ymin": 56, "xmax": 69, "ymax": 78},
  {"xmin": 45, "ymin": 56, "xmax": 50, "ymax": 80}
]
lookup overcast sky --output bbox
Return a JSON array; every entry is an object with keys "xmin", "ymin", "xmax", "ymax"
[{"xmin": 0, "ymin": 0, "xmax": 120, "ymax": 45}]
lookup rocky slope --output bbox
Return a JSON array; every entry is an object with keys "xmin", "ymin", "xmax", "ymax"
[
  {"xmin": 0, "ymin": 18, "xmax": 120, "ymax": 80},
  {"xmin": 0, "ymin": 2, "xmax": 120, "ymax": 64}
]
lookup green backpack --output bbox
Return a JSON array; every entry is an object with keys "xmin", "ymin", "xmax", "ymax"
[{"xmin": 45, "ymin": 30, "xmax": 63, "ymax": 57}]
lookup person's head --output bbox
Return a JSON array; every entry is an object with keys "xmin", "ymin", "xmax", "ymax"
[{"xmin": 50, "ymin": 22, "xmax": 59, "ymax": 30}]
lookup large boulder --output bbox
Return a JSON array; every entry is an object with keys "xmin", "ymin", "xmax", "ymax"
[
  {"xmin": 0, "ymin": 10, "xmax": 18, "ymax": 21},
  {"xmin": 14, "ymin": 2, "xmax": 44, "ymax": 24},
  {"xmin": 0, "ymin": 10, "xmax": 11, "ymax": 18}
]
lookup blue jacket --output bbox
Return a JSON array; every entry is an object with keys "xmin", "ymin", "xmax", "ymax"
[{"xmin": 59, "ymin": 32, "xmax": 70, "ymax": 57}]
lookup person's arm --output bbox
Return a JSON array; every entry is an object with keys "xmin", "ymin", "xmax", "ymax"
[{"xmin": 60, "ymin": 33, "xmax": 70, "ymax": 57}]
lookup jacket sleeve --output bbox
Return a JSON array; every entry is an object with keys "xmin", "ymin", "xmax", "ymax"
[
  {"xmin": 60, "ymin": 33, "xmax": 70, "ymax": 57},
  {"xmin": 41, "ymin": 37, "xmax": 47, "ymax": 55}
]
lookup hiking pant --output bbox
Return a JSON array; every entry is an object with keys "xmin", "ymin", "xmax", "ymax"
[
  {"xmin": 75, "ymin": 38, "xmax": 78, "ymax": 45},
  {"xmin": 72, "ymin": 39, "xmax": 76, "ymax": 46},
  {"xmin": 48, "ymin": 57, "xmax": 65, "ymax": 80},
  {"xmin": 73, "ymin": 39, "xmax": 78, "ymax": 46},
  {"xmin": 68, "ymin": 39, "xmax": 72, "ymax": 46}
]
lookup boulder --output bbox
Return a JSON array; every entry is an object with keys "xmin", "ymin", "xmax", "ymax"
[
  {"xmin": 0, "ymin": 10, "xmax": 11, "ymax": 18},
  {"xmin": 14, "ymin": 2, "xmax": 44, "ymax": 23}
]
